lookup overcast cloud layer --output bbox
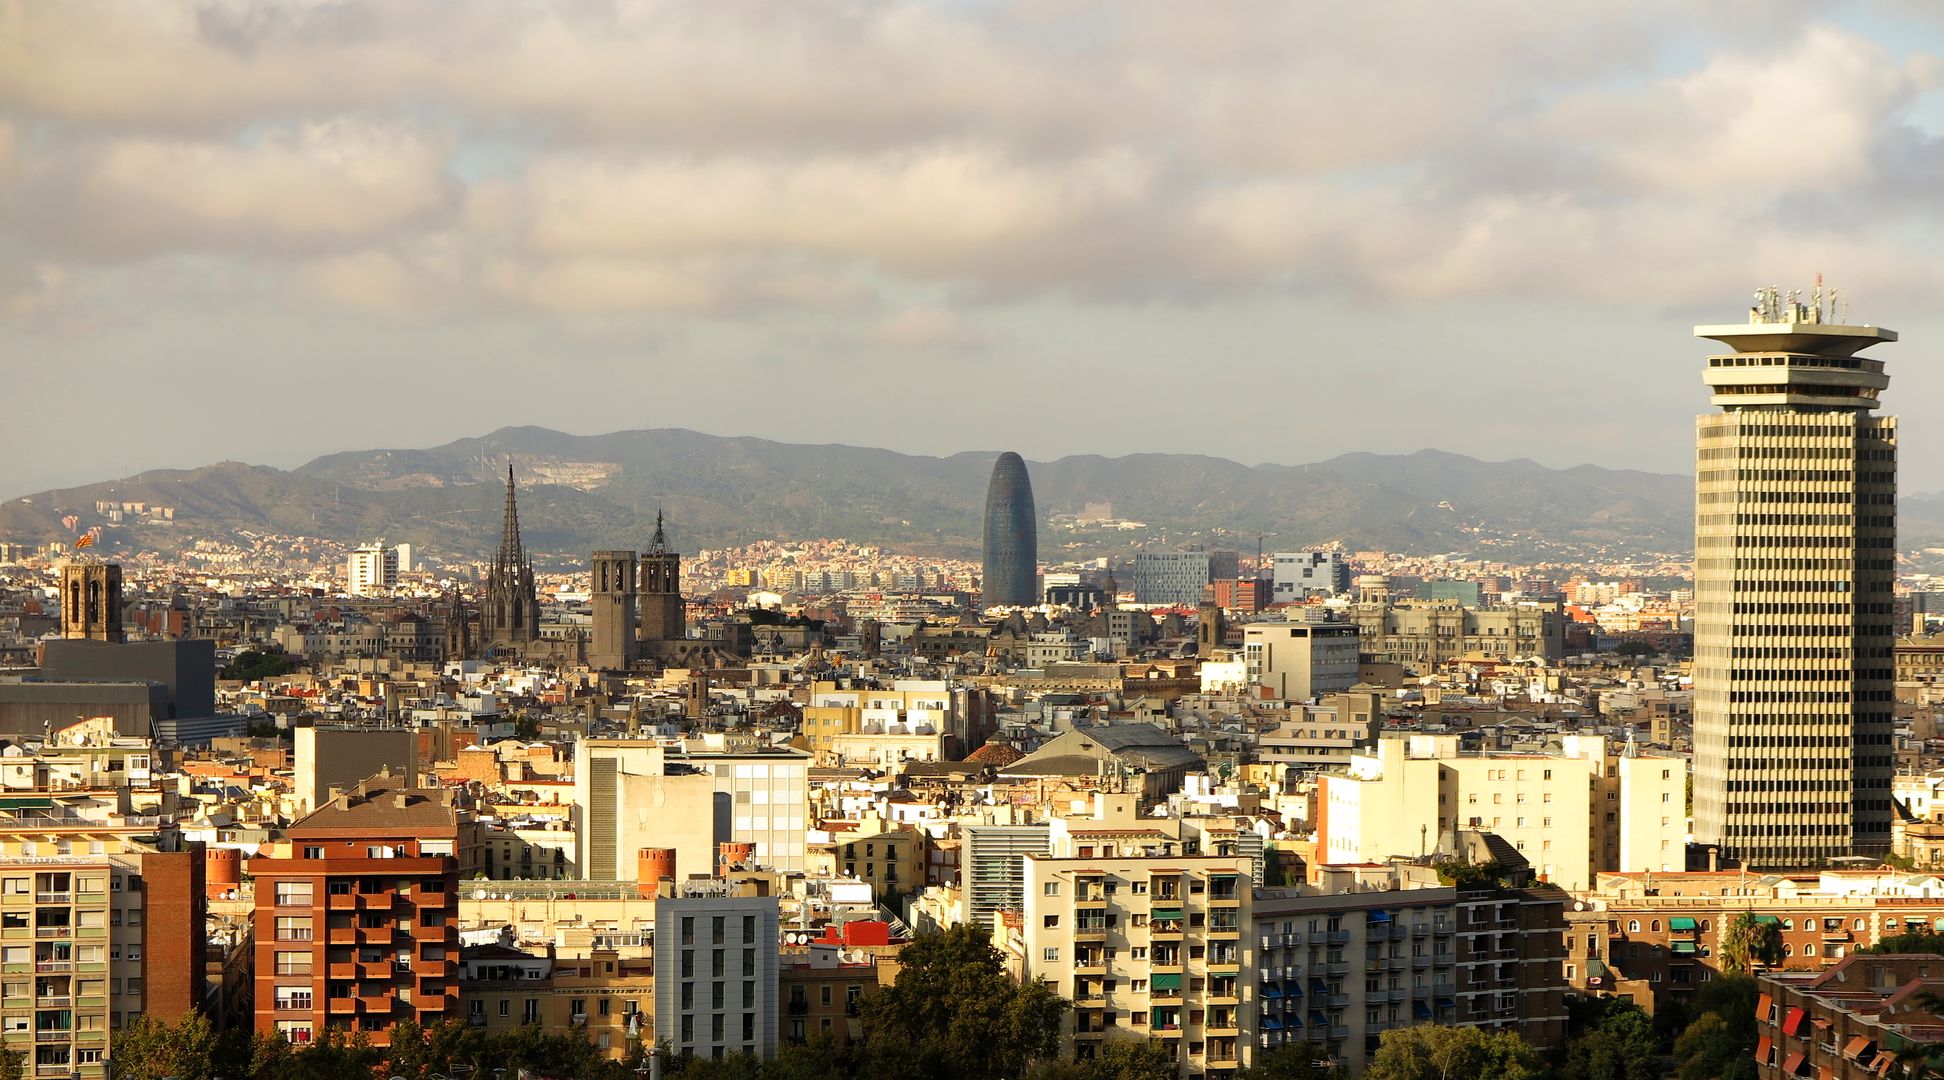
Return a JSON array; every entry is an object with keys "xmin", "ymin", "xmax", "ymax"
[{"xmin": 9, "ymin": 1, "xmax": 1944, "ymax": 497}]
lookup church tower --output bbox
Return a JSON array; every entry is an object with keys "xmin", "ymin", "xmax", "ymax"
[
  {"xmin": 638, "ymin": 511, "xmax": 684, "ymax": 644},
  {"xmin": 479, "ymin": 466, "xmax": 540, "ymax": 657},
  {"xmin": 589, "ymin": 549, "xmax": 639, "ymax": 670},
  {"xmin": 61, "ymin": 561, "xmax": 123, "ymax": 642}
]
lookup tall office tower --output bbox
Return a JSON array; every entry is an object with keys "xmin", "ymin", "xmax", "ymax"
[
  {"xmin": 1692, "ymin": 286, "xmax": 1898, "ymax": 868},
  {"xmin": 639, "ymin": 513, "xmax": 684, "ymax": 644},
  {"xmin": 60, "ymin": 561, "xmax": 123, "ymax": 642},
  {"xmin": 479, "ymin": 467, "xmax": 539, "ymax": 656},
  {"xmin": 590, "ymin": 550, "xmax": 639, "ymax": 670},
  {"xmin": 981, "ymin": 452, "xmax": 1039, "ymax": 608},
  {"xmin": 346, "ymin": 542, "xmax": 399, "ymax": 596}
]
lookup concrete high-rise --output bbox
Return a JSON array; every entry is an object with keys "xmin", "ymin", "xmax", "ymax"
[
  {"xmin": 1692, "ymin": 286, "xmax": 1898, "ymax": 868},
  {"xmin": 981, "ymin": 452, "xmax": 1038, "ymax": 607}
]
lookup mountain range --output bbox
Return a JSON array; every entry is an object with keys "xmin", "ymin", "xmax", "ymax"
[{"xmin": 6, "ymin": 426, "xmax": 1933, "ymax": 565}]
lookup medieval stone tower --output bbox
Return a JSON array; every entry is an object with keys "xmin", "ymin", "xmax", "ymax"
[
  {"xmin": 590, "ymin": 549, "xmax": 639, "ymax": 671},
  {"xmin": 638, "ymin": 511, "xmax": 684, "ymax": 645},
  {"xmin": 61, "ymin": 562, "xmax": 123, "ymax": 642}
]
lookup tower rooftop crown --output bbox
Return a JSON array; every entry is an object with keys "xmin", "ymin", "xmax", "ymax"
[
  {"xmin": 1697, "ymin": 282, "xmax": 1895, "ymax": 411},
  {"xmin": 1694, "ymin": 321, "xmax": 1896, "ymax": 357}
]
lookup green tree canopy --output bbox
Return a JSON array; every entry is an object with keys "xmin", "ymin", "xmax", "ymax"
[
  {"xmin": 223, "ymin": 648, "xmax": 300, "ymax": 682},
  {"xmin": 857, "ymin": 923, "xmax": 1068, "ymax": 1080},
  {"xmin": 109, "ymin": 1013, "xmax": 224, "ymax": 1080},
  {"xmin": 1363, "ymin": 1024, "xmax": 1543, "ymax": 1080},
  {"xmin": 1859, "ymin": 929, "xmax": 1944, "ymax": 957},
  {"xmin": 1240, "ymin": 1041, "xmax": 1340, "ymax": 1080},
  {"xmin": 1559, "ymin": 1003, "xmax": 1659, "ymax": 1080}
]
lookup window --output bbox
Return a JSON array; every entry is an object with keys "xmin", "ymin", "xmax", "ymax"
[
  {"xmin": 1626, "ymin": 921, "xmax": 1639, "ymax": 933},
  {"xmin": 1043, "ymin": 948, "xmax": 1060, "ymax": 963},
  {"xmin": 273, "ymin": 881, "xmax": 313, "ymax": 907},
  {"xmin": 274, "ymin": 987, "xmax": 313, "ymax": 1011},
  {"xmin": 274, "ymin": 917, "xmax": 313, "ymax": 941},
  {"xmin": 1044, "ymin": 915, "xmax": 1059, "ymax": 929},
  {"xmin": 275, "ymin": 1021, "xmax": 313, "ymax": 1045},
  {"xmin": 274, "ymin": 952, "xmax": 311, "ymax": 976},
  {"xmin": 1044, "ymin": 882, "xmax": 1060, "ymax": 896}
]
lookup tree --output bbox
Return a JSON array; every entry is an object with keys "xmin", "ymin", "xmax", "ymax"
[
  {"xmin": 1088, "ymin": 1036, "xmax": 1181, "ymax": 1080},
  {"xmin": 1673, "ymin": 1013, "xmax": 1756, "ymax": 1080},
  {"xmin": 1241, "ymin": 1041, "xmax": 1340, "ymax": 1080},
  {"xmin": 858, "ymin": 924, "xmax": 1068, "ymax": 1080},
  {"xmin": 1859, "ymin": 929, "xmax": 1944, "ymax": 957},
  {"xmin": 1559, "ymin": 1004, "xmax": 1659, "ymax": 1080},
  {"xmin": 109, "ymin": 1013, "xmax": 222, "ymax": 1080},
  {"xmin": 1721, "ymin": 911, "xmax": 1784, "ymax": 974},
  {"xmin": 0, "ymin": 1046, "xmax": 21, "ymax": 1080},
  {"xmin": 1364, "ymin": 1025, "xmax": 1543, "ymax": 1080},
  {"xmin": 223, "ymin": 648, "xmax": 300, "ymax": 682}
]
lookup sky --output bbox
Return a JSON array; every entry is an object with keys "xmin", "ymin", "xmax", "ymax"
[{"xmin": 10, "ymin": 0, "xmax": 1944, "ymax": 497}]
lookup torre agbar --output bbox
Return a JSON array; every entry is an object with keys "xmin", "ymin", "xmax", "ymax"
[{"xmin": 1691, "ymin": 286, "xmax": 1898, "ymax": 869}]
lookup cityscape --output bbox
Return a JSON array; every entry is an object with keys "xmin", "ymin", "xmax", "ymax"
[{"xmin": 12, "ymin": 5, "xmax": 1944, "ymax": 1080}]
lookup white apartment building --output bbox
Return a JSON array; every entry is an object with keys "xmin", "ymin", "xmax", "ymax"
[
  {"xmin": 346, "ymin": 543, "xmax": 399, "ymax": 596},
  {"xmin": 1242, "ymin": 623, "xmax": 1359, "ymax": 702},
  {"xmin": 1316, "ymin": 734, "xmax": 1686, "ymax": 890},
  {"xmin": 573, "ymin": 740, "xmax": 811, "ymax": 878},
  {"xmin": 1272, "ymin": 552, "xmax": 1349, "ymax": 601},
  {"xmin": 654, "ymin": 885, "xmax": 780, "ymax": 1060}
]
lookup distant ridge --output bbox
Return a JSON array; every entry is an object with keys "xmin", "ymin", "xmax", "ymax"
[{"xmin": 0, "ymin": 427, "xmax": 1712, "ymax": 562}]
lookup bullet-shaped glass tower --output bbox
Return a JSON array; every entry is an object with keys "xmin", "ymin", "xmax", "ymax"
[
  {"xmin": 982, "ymin": 452, "xmax": 1039, "ymax": 608},
  {"xmin": 1691, "ymin": 285, "xmax": 1897, "ymax": 868}
]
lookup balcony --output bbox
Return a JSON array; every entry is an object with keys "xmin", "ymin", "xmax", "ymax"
[
  {"xmin": 327, "ymin": 962, "xmax": 358, "ymax": 980},
  {"xmin": 32, "ymin": 928, "xmax": 69, "ymax": 940},
  {"xmin": 1411, "ymin": 923, "xmax": 1430, "ymax": 937},
  {"xmin": 1154, "ymin": 1025, "xmax": 1184, "ymax": 1038},
  {"xmin": 328, "ymin": 996, "xmax": 357, "ymax": 1014},
  {"xmin": 1327, "ymin": 930, "xmax": 1352, "ymax": 946},
  {"xmin": 1074, "ymin": 924, "xmax": 1110, "ymax": 942},
  {"xmin": 1209, "ymin": 925, "xmax": 1241, "ymax": 940},
  {"xmin": 32, "ymin": 961, "xmax": 68, "ymax": 974},
  {"xmin": 1390, "ymin": 924, "xmax": 1409, "ymax": 942},
  {"xmin": 33, "ymin": 894, "xmax": 70, "ymax": 905},
  {"xmin": 358, "ymin": 926, "xmax": 394, "ymax": 945},
  {"xmin": 1207, "ymin": 1023, "xmax": 1239, "ymax": 1037},
  {"xmin": 1074, "ymin": 960, "xmax": 1107, "ymax": 976},
  {"xmin": 1330, "ymin": 1025, "xmax": 1351, "ymax": 1040},
  {"xmin": 34, "ymin": 1030, "xmax": 72, "ymax": 1043},
  {"xmin": 327, "ymin": 892, "xmax": 357, "ymax": 910}
]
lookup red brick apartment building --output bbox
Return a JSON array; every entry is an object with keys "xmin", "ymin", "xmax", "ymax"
[
  {"xmin": 1755, "ymin": 953, "xmax": 1944, "ymax": 1080},
  {"xmin": 249, "ymin": 779, "xmax": 480, "ymax": 1046}
]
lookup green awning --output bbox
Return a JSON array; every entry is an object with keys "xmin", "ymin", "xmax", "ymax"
[
  {"xmin": 1151, "ymin": 908, "xmax": 1183, "ymax": 920},
  {"xmin": 1151, "ymin": 973, "xmax": 1182, "ymax": 991},
  {"xmin": 0, "ymin": 798, "xmax": 52, "ymax": 810},
  {"xmin": 1754, "ymin": 915, "xmax": 1781, "ymax": 925},
  {"xmin": 1670, "ymin": 917, "xmax": 1698, "ymax": 931},
  {"xmin": 1671, "ymin": 941, "xmax": 1699, "ymax": 955}
]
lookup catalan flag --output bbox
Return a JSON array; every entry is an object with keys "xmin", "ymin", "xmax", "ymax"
[{"xmin": 74, "ymin": 530, "xmax": 97, "ymax": 550}]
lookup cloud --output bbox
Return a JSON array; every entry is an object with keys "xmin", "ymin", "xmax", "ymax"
[
  {"xmin": 1, "ymin": 0, "xmax": 1941, "ymax": 319},
  {"xmin": 19, "ymin": 121, "xmax": 456, "ymax": 259},
  {"xmin": 868, "ymin": 306, "xmax": 985, "ymax": 349}
]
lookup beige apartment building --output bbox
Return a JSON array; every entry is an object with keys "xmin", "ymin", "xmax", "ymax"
[
  {"xmin": 1007, "ymin": 798, "xmax": 1256, "ymax": 1079},
  {"xmin": 1316, "ymin": 734, "xmax": 1686, "ymax": 890},
  {"xmin": 1018, "ymin": 849, "xmax": 1253, "ymax": 1080},
  {"xmin": 1690, "ymin": 299, "xmax": 1899, "ymax": 868},
  {"xmin": 1349, "ymin": 577, "xmax": 1565, "ymax": 666}
]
